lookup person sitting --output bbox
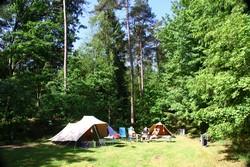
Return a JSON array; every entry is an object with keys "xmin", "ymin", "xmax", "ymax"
[
  {"xmin": 150, "ymin": 128, "xmax": 159, "ymax": 140},
  {"xmin": 128, "ymin": 126, "xmax": 136, "ymax": 140},
  {"xmin": 141, "ymin": 127, "xmax": 149, "ymax": 141}
]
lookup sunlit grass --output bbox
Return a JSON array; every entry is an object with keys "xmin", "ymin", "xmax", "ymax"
[{"xmin": 0, "ymin": 136, "xmax": 247, "ymax": 167}]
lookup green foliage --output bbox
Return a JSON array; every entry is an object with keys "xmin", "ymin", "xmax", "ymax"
[
  {"xmin": 135, "ymin": 72, "xmax": 161, "ymax": 127},
  {"xmin": 156, "ymin": 0, "xmax": 250, "ymax": 139},
  {"xmin": 40, "ymin": 48, "xmax": 127, "ymax": 126},
  {"xmin": 0, "ymin": 0, "xmax": 87, "ymax": 142},
  {"xmin": 87, "ymin": 1, "xmax": 129, "ymax": 125}
]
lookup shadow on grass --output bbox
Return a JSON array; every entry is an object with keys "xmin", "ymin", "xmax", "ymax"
[
  {"xmin": 113, "ymin": 143, "xmax": 127, "ymax": 148},
  {"xmin": 0, "ymin": 143, "xmax": 96, "ymax": 167},
  {"xmin": 187, "ymin": 134, "xmax": 200, "ymax": 139},
  {"xmin": 218, "ymin": 137, "xmax": 250, "ymax": 167},
  {"xmin": 150, "ymin": 139, "xmax": 176, "ymax": 143}
]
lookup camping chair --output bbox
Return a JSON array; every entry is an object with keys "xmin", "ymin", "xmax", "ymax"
[
  {"xmin": 119, "ymin": 127, "xmax": 127, "ymax": 138},
  {"xmin": 141, "ymin": 133, "xmax": 149, "ymax": 142},
  {"xmin": 140, "ymin": 127, "xmax": 150, "ymax": 142},
  {"xmin": 128, "ymin": 127, "xmax": 137, "ymax": 141}
]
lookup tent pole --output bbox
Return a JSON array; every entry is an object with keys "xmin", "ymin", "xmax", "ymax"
[
  {"xmin": 93, "ymin": 125, "xmax": 100, "ymax": 139},
  {"xmin": 93, "ymin": 125, "xmax": 101, "ymax": 147}
]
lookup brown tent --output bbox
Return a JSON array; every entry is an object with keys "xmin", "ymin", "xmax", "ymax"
[{"xmin": 149, "ymin": 122, "xmax": 172, "ymax": 136}]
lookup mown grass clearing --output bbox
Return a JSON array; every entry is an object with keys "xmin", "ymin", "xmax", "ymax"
[{"xmin": 0, "ymin": 136, "xmax": 248, "ymax": 167}]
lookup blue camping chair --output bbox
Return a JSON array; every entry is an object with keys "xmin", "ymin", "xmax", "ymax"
[{"xmin": 119, "ymin": 127, "xmax": 126, "ymax": 138}]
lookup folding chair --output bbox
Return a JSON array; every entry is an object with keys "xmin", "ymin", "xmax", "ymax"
[
  {"xmin": 128, "ymin": 127, "xmax": 136, "ymax": 141},
  {"xmin": 119, "ymin": 127, "xmax": 127, "ymax": 138}
]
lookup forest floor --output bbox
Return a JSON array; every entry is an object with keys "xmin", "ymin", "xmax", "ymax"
[{"xmin": 0, "ymin": 136, "xmax": 248, "ymax": 167}]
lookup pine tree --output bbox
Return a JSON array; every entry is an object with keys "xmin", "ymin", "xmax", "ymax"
[
  {"xmin": 89, "ymin": 0, "xmax": 130, "ymax": 125},
  {"xmin": 130, "ymin": 0, "xmax": 157, "ymax": 95}
]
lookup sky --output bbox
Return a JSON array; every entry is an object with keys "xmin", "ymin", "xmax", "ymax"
[{"xmin": 73, "ymin": 0, "xmax": 173, "ymax": 49}]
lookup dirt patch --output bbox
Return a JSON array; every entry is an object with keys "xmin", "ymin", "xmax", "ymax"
[
  {"xmin": 150, "ymin": 155, "xmax": 164, "ymax": 166},
  {"xmin": 154, "ymin": 155, "xmax": 161, "ymax": 160}
]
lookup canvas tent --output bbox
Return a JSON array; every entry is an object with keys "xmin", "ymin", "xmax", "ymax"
[
  {"xmin": 149, "ymin": 122, "xmax": 172, "ymax": 136},
  {"xmin": 50, "ymin": 116, "xmax": 108, "ymax": 142}
]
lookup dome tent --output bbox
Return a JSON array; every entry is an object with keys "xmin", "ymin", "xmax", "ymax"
[{"xmin": 149, "ymin": 122, "xmax": 173, "ymax": 136}]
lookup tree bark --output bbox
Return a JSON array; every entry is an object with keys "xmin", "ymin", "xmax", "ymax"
[
  {"xmin": 63, "ymin": 0, "xmax": 67, "ymax": 91},
  {"xmin": 137, "ymin": 65, "xmax": 141, "ymax": 93},
  {"xmin": 36, "ymin": 84, "xmax": 41, "ymax": 108},
  {"xmin": 139, "ymin": 34, "xmax": 144, "ymax": 95},
  {"xmin": 125, "ymin": 0, "xmax": 135, "ymax": 125}
]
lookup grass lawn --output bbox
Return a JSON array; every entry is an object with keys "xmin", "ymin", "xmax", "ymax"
[{"xmin": 0, "ymin": 136, "xmax": 248, "ymax": 167}]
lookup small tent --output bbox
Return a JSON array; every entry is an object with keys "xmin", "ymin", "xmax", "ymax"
[
  {"xmin": 50, "ymin": 116, "xmax": 108, "ymax": 142},
  {"xmin": 107, "ymin": 126, "xmax": 120, "ymax": 139},
  {"xmin": 149, "ymin": 122, "xmax": 172, "ymax": 136}
]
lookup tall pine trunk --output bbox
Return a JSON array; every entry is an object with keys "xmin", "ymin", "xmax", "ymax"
[
  {"xmin": 139, "ymin": 34, "xmax": 144, "ymax": 95},
  {"xmin": 125, "ymin": 0, "xmax": 135, "ymax": 125},
  {"xmin": 63, "ymin": 0, "xmax": 67, "ymax": 91}
]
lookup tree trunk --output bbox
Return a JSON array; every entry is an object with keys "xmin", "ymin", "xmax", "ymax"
[
  {"xmin": 125, "ymin": 0, "xmax": 135, "ymax": 125},
  {"xmin": 63, "ymin": 0, "xmax": 67, "ymax": 91},
  {"xmin": 137, "ymin": 65, "xmax": 141, "ymax": 93},
  {"xmin": 139, "ymin": 35, "xmax": 144, "ymax": 95},
  {"xmin": 36, "ymin": 84, "xmax": 41, "ymax": 108},
  {"xmin": 108, "ymin": 106, "xmax": 111, "ymax": 125},
  {"xmin": 8, "ymin": 56, "xmax": 13, "ymax": 76}
]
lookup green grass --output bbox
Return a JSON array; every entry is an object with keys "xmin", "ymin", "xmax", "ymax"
[{"xmin": 0, "ymin": 136, "xmax": 248, "ymax": 167}]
